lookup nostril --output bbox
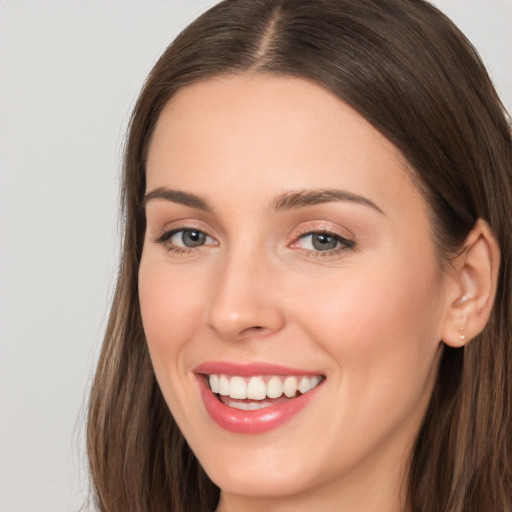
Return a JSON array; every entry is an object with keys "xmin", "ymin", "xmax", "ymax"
[{"xmin": 241, "ymin": 325, "xmax": 265, "ymax": 336}]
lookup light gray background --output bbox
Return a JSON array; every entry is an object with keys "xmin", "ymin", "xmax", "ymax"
[{"xmin": 0, "ymin": 1, "xmax": 511, "ymax": 511}]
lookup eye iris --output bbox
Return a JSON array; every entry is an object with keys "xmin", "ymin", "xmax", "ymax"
[
  {"xmin": 182, "ymin": 229, "xmax": 206, "ymax": 248},
  {"xmin": 312, "ymin": 233, "xmax": 338, "ymax": 251}
]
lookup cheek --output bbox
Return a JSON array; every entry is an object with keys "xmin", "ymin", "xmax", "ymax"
[
  {"xmin": 292, "ymin": 253, "xmax": 444, "ymax": 387},
  {"xmin": 138, "ymin": 258, "xmax": 205, "ymax": 373},
  {"xmin": 283, "ymin": 256, "xmax": 446, "ymax": 470}
]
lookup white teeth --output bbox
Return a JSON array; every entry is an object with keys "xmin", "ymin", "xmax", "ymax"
[
  {"xmin": 223, "ymin": 398, "xmax": 274, "ymax": 411},
  {"xmin": 310, "ymin": 375, "xmax": 321, "ymax": 388},
  {"xmin": 219, "ymin": 375, "xmax": 230, "ymax": 396},
  {"xmin": 298, "ymin": 376, "xmax": 311, "ymax": 393},
  {"xmin": 283, "ymin": 376, "xmax": 298, "ymax": 398},
  {"xmin": 208, "ymin": 374, "xmax": 219, "ymax": 394},
  {"xmin": 231, "ymin": 400, "xmax": 250, "ymax": 410},
  {"xmin": 208, "ymin": 373, "xmax": 323, "ymax": 401},
  {"xmin": 229, "ymin": 376, "xmax": 247, "ymax": 399},
  {"xmin": 247, "ymin": 376, "xmax": 267, "ymax": 400},
  {"xmin": 266, "ymin": 376, "xmax": 283, "ymax": 399},
  {"xmin": 249, "ymin": 401, "xmax": 271, "ymax": 410}
]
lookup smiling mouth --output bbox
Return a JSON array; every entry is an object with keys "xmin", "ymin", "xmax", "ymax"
[{"xmin": 207, "ymin": 374, "xmax": 324, "ymax": 411}]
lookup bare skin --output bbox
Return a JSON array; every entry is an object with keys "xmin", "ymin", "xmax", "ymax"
[{"xmin": 139, "ymin": 74, "xmax": 498, "ymax": 512}]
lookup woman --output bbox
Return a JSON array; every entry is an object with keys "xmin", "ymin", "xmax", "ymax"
[{"xmin": 87, "ymin": 0, "xmax": 512, "ymax": 511}]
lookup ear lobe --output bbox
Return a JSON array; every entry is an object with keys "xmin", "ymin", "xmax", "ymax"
[{"xmin": 441, "ymin": 219, "xmax": 500, "ymax": 348}]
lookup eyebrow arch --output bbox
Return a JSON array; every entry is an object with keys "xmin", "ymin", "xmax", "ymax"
[
  {"xmin": 143, "ymin": 187, "xmax": 212, "ymax": 212},
  {"xmin": 271, "ymin": 189, "xmax": 385, "ymax": 215}
]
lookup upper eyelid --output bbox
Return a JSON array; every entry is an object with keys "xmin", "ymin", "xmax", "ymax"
[
  {"xmin": 289, "ymin": 223, "xmax": 357, "ymax": 253},
  {"xmin": 153, "ymin": 228, "xmax": 218, "ymax": 256},
  {"xmin": 291, "ymin": 222, "xmax": 354, "ymax": 240},
  {"xmin": 152, "ymin": 220, "xmax": 216, "ymax": 237},
  {"xmin": 292, "ymin": 231, "xmax": 355, "ymax": 248},
  {"xmin": 151, "ymin": 220, "xmax": 355, "ymax": 246},
  {"xmin": 155, "ymin": 226, "xmax": 216, "ymax": 243}
]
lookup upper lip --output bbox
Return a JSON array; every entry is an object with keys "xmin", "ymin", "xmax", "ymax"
[{"xmin": 193, "ymin": 361, "xmax": 323, "ymax": 377}]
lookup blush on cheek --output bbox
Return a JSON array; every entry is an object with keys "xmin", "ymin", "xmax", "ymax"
[
  {"xmin": 141, "ymin": 296, "xmax": 188, "ymax": 350},
  {"xmin": 139, "ymin": 266, "xmax": 206, "ymax": 363},
  {"xmin": 305, "ymin": 269, "xmax": 437, "ymax": 366}
]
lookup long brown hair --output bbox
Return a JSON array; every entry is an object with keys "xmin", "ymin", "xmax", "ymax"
[{"xmin": 87, "ymin": 1, "xmax": 512, "ymax": 510}]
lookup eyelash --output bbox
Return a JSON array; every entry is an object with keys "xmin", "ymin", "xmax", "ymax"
[
  {"xmin": 153, "ymin": 227, "xmax": 356, "ymax": 258},
  {"xmin": 154, "ymin": 227, "xmax": 216, "ymax": 255},
  {"xmin": 292, "ymin": 230, "xmax": 355, "ymax": 258}
]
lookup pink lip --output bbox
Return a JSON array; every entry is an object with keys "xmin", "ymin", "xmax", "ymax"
[
  {"xmin": 194, "ymin": 361, "xmax": 317, "ymax": 377},
  {"xmin": 194, "ymin": 361, "xmax": 324, "ymax": 434}
]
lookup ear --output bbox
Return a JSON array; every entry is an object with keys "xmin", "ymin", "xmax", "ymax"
[{"xmin": 441, "ymin": 219, "xmax": 500, "ymax": 348}]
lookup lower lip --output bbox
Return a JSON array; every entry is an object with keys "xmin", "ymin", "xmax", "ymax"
[{"xmin": 197, "ymin": 376, "xmax": 321, "ymax": 434}]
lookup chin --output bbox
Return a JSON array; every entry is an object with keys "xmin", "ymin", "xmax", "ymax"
[{"xmin": 205, "ymin": 462, "xmax": 308, "ymax": 499}]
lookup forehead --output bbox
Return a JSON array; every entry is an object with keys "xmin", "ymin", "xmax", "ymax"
[{"xmin": 146, "ymin": 74, "xmax": 426, "ymax": 222}]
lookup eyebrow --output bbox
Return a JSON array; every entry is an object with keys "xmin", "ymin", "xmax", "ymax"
[
  {"xmin": 271, "ymin": 189, "xmax": 384, "ymax": 214},
  {"xmin": 143, "ymin": 186, "xmax": 384, "ymax": 215},
  {"xmin": 143, "ymin": 187, "xmax": 212, "ymax": 212}
]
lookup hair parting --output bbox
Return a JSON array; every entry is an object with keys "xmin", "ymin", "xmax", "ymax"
[{"xmin": 87, "ymin": 1, "xmax": 512, "ymax": 511}]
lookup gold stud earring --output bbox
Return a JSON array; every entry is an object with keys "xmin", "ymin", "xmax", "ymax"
[{"xmin": 458, "ymin": 327, "xmax": 465, "ymax": 342}]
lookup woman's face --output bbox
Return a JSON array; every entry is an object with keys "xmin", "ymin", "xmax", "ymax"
[{"xmin": 139, "ymin": 75, "xmax": 451, "ymax": 508}]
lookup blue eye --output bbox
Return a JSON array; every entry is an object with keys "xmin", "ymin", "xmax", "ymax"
[
  {"xmin": 155, "ymin": 228, "xmax": 215, "ymax": 251},
  {"xmin": 173, "ymin": 229, "xmax": 207, "ymax": 248},
  {"xmin": 296, "ymin": 232, "xmax": 354, "ymax": 252},
  {"xmin": 310, "ymin": 233, "xmax": 339, "ymax": 251}
]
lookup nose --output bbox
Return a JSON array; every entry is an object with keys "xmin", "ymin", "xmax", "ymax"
[{"xmin": 205, "ymin": 249, "xmax": 286, "ymax": 341}]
